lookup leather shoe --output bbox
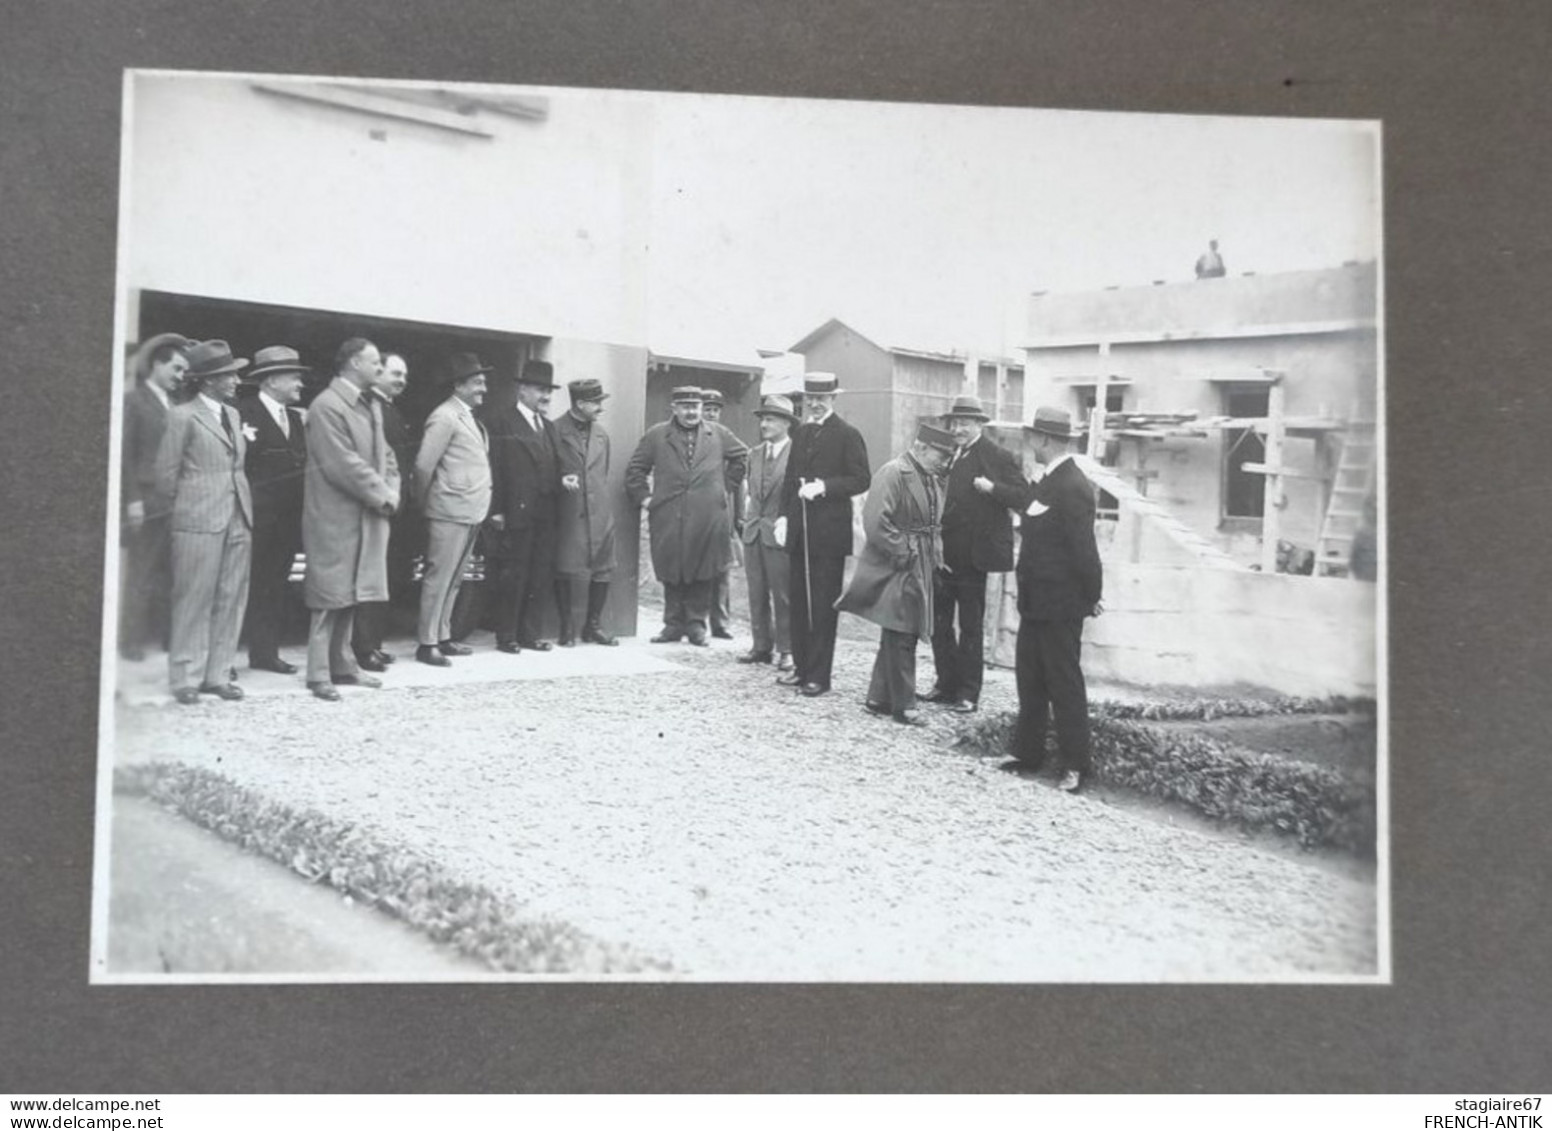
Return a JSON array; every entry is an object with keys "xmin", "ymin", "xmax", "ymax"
[
  {"xmin": 496, "ymin": 641, "xmax": 522, "ymax": 654},
  {"xmin": 1057, "ymin": 770, "xmax": 1084, "ymax": 793},
  {"xmin": 775, "ymin": 672, "xmax": 803, "ymax": 686},
  {"xmin": 332, "ymin": 673, "xmax": 382, "ymax": 688},
  {"xmin": 517, "ymin": 639, "xmax": 553, "ymax": 652},
  {"xmin": 775, "ymin": 652, "xmax": 794, "ymax": 672},
  {"xmin": 416, "ymin": 644, "xmax": 451, "ymax": 667},
  {"xmin": 711, "ymin": 627, "xmax": 735, "ymax": 640},
  {"xmin": 649, "ymin": 631, "xmax": 682, "ymax": 644},
  {"xmin": 173, "ymin": 688, "xmax": 201, "ymax": 706},
  {"xmin": 686, "ymin": 630, "xmax": 709, "ymax": 647},
  {"xmin": 950, "ymin": 699, "xmax": 978, "ymax": 714},
  {"xmin": 862, "ymin": 700, "xmax": 890, "ymax": 717},
  {"xmin": 998, "ymin": 758, "xmax": 1043, "ymax": 778},
  {"xmin": 582, "ymin": 624, "xmax": 619, "ymax": 646},
  {"xmin": 375, "ymin": 649, "xmax": 397, "ymax": 665},
  {"xmin": 558, "ymin": 631, "xmax": 577, "ymax": 648},
  {"xmin": 307, "ymin": 681, "xmax": 341, "ymax": 701},
  {"xmin": 199, "ymin": 682, "xmax": 245, "ymax": 701},
  {"xmin": 250, "ymin": 657, "xmax": 298, "ymax": 675},
  {"xmin": 736, "ymin": 650, "xmax": 773, "ymax": 665},
  {"xmin": 893, "ymin": 709, "xmax": 927, "ymax": 727},
  {"xmin": 356, "ymin": 653, "xmax": 387, "ymax": 673},
  {"xmin": 799, "ymin": 682, "xmax": 828, "ymax": 697},
  {"xmin": 920, "ymin": 686, "xmax": 956, "ymax": 704},
  {"xmin": 438, "ymin": 640, "xmax": 472, "ymax": 656}
]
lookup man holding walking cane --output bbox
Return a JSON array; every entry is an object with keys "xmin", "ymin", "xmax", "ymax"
[{"xmin": 776, "ymin": 372, "xmax": 870, "ymax": 698}]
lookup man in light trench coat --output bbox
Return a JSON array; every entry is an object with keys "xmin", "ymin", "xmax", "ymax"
[
  {"xmin": 553, "ymin": 377, "xmax": 620, "ymax": 646},
  {"xmin": 300, "ymin": 337, "xmax": 400, "ymax": 700},
  {"xmin": 626, "ymin": 386, "xmax": 748, "ymax": 645},
  {"xmin": 836, "ymin": 422, "xmax": 956, "ymax": 726}
]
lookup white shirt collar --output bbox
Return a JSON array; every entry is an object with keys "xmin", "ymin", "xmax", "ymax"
[
  {"xmin": 518, "ymin": 402, "xmax": 541, "ymax": 429},
  {"xmin": 1046, "ymin": 452, "xmax": 1075, "ymax": 475},
  {"xmin": 146, "ymin": 381, "xmax": 171, "ymax": 409},
  {"xmin": 258, "ymin": 390, "xmax": 289, "ymax": 423},
  {"xmin": 766, "ymin": 435, "xmax": 791, "ymax": 456},
  {"xmin": 807, "ymin": 407, "xmax": 833, "ymax": 426},
  {"xmin": 197, "ymin": 392, "xmax": 225, "ymax": 420}
]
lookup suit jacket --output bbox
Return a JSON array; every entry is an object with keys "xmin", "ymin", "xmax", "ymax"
[
  {"xmin": 483, "ymin": 402, "xmax": 561, "ymax": 530},
  {"xmin": 415, "ymin": 395, "xmax": 493, "ymax": 526},
  {"xmin": 122, "ymin": 382, "xmax": 170, "ymax": 514},
  {"xmin": 154, "ymin": 397, "xmax": 254, "ymax": 534},
  {"xmin": 554, "ymin": 409, "xmax": 617, "ymax": 576},
  {"xmin": 741, "ymin": 436, "xmax": 791, "ymax": 549},
  {"xmin": 990, "ymin": 455, "xmax": 1103, "ymax": 621},
  {"xmin": 780, "ymin": 412, "xmax": 871, "ymax": 558},
  {"xmin": 626, "ymin": 419, "xmax": 748, "ymax": 584},
  {"xmin": 238, "ymin": 394, "xmax": 306, "ymax": 528},
  {"xmin": 301, "ymin": 377, "xmax": 400, "ymax": 609},
  {"xmin": 835, "ymin": 452, "xmax": 942, "ymax": 641},
  {"xmin": 379, "ymin": 397, "xmax": 416, "ymax": 509},
  {"xmin": 940, "ymin": 434, "xmax": 1023, "ymax": 574}
]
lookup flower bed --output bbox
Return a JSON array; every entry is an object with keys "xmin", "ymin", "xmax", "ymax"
[{"xmin": 116, "ymin": 762, "xmax": 671, "ymax": 975}]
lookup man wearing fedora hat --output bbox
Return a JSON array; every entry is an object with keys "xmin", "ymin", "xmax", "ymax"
[
  {"xmin": 352, "ymin": 350, "xmax": 419, "ymax": 671},
  {"xmin": 738, "ymin": 394, "xmax": 798, "ymax": 670},
  {"xmin": 237, "ymin": 345, "xmax": 310, "ymax": 675},
  {"xmin": 485, "ymin": 358, "xmax": 564, "ymax": 653},
  {"xmin": 699, "ymin": 387, "xmax": 739, "ymax": 640},
  {"xmin": 924, "ymin": 393, "xmax": 1025, "ymax": 715},
  {"xmin": 154, "ymin": 340, "xmax": 254, "ymax": 705},
  {"xmin": 300, "ymin": 337, "xmax": 400, "ymax": 701},
  {"xmin": 975, "ymin": 405, "xmax": 1103, "ymax": 792},
  {"xmin": 553, "ymin": 376, "xmax": 619, "ymax": 647},
  {"xmin": 837, "ymin": 422, "xmax": 955, "ymax": 725},
  {"xmin": 119, "ymin": 332, "xmax": 190, "ymax": 660},
  {"xmin": 778, "ymin": 371, "xmax": 871, "ymax": 697},
  {"xmin": 627, "ymin": 386, "xmax": 749, "ymax": 645},
  {"xmin": 413, "ymin": 352, "xmax": 494, "ymax": 666}
]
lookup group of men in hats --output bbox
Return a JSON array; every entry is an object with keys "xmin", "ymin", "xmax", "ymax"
[{"xmin": 123, "ymin": 335, "xmax": 624, "ymax": 703}]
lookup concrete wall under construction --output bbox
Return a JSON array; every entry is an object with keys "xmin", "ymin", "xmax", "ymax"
[{"xmin": 988, "ymin": 564, "xmax": 1377, "ymax": 698}]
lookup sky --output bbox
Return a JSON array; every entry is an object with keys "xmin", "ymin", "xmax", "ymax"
[{"xmin": 645, "ymin": 93, "xmax": 1380, "ymax": 362}]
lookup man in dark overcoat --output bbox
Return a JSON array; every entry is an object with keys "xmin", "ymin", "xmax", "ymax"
[
  {"xmin": 977, "ymin": 405, "xmax": 1103, "ymax": 792},
  {"xmin": 777, "ymin": 371, "xmax": 871, "ymax": 697},
  {"xmin": 925, "ymin": 394, "xmax": 1025, "ymax": 714},
  {"xmin": 626, "ymin": 386, "xmax": 749, "ymax": 645},
  {"xmin": 484, "ymin": 358, "xmax": 563, "ymax": 653},
  {"xmin": 119, "ymin": 332, "xmax": 189, "ymax": 659},
  {"xmin": 737, "ymin": 394, "xmax": 798, "ymax": 671},
  {"xmin": 352, "ymin": 349, "xmax": 418, "ymax": 670},
  {"xmin": 301, "ymin": 338, "xmax": 400, "ymax": 701},
  {"xmin": 553, "ymin": 377, "xmax": 619, "ymax": 646},
  {"xmin": 836, "ymin": 423, "xmax": 955, "ymax": 725},
  {"xmin": 237, "ymin": 345, "xmax": 309, "ymax": 675}
]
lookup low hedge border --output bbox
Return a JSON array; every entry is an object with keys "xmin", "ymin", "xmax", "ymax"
[
  {"xmin": 1094, "ymin": 695, "xmax": 1374, "ymax": 721},
  {"xmin": 955, "ymin": 706, "xmax": 1377, "ymax": 853},
  {"xmin": 116, "ymin": 762, "xmax": 672, "ymax": 974}
]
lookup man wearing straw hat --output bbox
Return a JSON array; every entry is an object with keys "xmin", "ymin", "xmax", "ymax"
[
  {"xmin": 553, "ymin": 376, "xmax": 620, "ymax": 647},
  {"xmin": 626, "ymin": 386, "xmax": 749, "ymax": 645},
  {"xmin": 237, "ymin": 345, "xmax": 310, "ymax": 675},
  {"xmin": 737, "ymin": 394, "xmax": 799, "ymax": 671},
  {"xmin": 119, "ymin": 332, "xmax": 190, "ymax": 659},
  {"xmin": 924, "ymin": 394, "xmax": 1024, "ymax": 715},
  {"xmin": 412, "ymin": 352, "xmax": 493, "ymax": 666},
  {"xmin": 837, "ymin": 422, "xmax": 955, "ymax": 726},
  {"xmin": 154, "ymin": 340, "xmax": 254, "ymax": 705},
  {"xmin": 975, "ymin": 405, "xmax": 1103, "ymax": 792},
  {"xmin": 777, "ymin": 372, "xmax": 870, "ymax": 698}
]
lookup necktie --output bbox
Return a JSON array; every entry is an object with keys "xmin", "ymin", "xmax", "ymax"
[
  {"xmin": 220, "ymin": 408, "xmax": 233, "ymax": 443},
  {"xmin": 276, "ymin": 407, "xmax": 289, "ymax": 439}
]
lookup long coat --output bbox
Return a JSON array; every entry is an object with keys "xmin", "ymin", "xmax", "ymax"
[
  {"xmin": 626, "ymin": 419, "xmax": 748, "ymax": 584},
  {"xmin": 483, "ymin": 402, "xmax": 561, "ymax": 534},
  {"xmin": 940, "ymin": 433, "xmax": 1023, "ymax": 574},
  {"xmin": 553, "ymin": 410, "xmax": 617, "ymax": 578},
  {"xmin": 989, "ymin": 454, "xmax": 1102, "ymax": 621},
  {"xmin": 740, "ymin": 436, "xmax": 791, "ymax": 549},
  {"xmin": 835, "ymin": 452, "xmax": 941, "ymax": 641},
  {"xmin": 780, "ymin": 412, "xmax": 871, "ymax": 558},
  {"xmin": 301, "ymin": 377, "xmax": 400, "ymax": 610}
]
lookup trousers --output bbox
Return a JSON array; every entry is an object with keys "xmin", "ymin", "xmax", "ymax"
[
  {"xmin": 788, "ymin": 552, "xmax": 845, "ymax": 690},
  {"xmin": 929, "ymin": 567, "xmax": 988, "ymax": 704},
  {"xmin": 1013, "ymin": 616, "xmax": 1091, "ymax": 773},
  {"xmin": 867, "ymin": 627, "xmax": 919, "ymax": 714}
]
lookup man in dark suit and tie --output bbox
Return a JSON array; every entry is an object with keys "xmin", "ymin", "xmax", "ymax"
[
  {"xmin": 925, "ymin": 394, "xmax": 1025, "ymax": 714},
  {"xmin": 120, "ymin": 332, "xmax": 189, "ymax": 659},
  {"xmin": 238, "ymin": 345, "xmax": 309, "ymax": 675},
  {"xmin": 485, "ymin": 358, "xmax": 563, "ymax": 653},
  {"xmin": 977, "ymin": 406, "xmax": 1103, "ymax": 792},
  {"xmin": 352, "ymin": 349, "xmax": 418, "ymax": 671},
  {"xmin": 154, "ymin": 340, "xmax": 254, "ymax": 705},
  {"xmin": 777, "ymin": 372, "xmax": 871, "ymax": 698},
  {"xmin": 737, "ymin": 394, "xmax": 798, "ymax": 671}
]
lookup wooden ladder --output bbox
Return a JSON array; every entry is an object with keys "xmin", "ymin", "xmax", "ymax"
[{"xmin": 1314, "ymin": 417, "xmax": 1376, "ymax": 576}]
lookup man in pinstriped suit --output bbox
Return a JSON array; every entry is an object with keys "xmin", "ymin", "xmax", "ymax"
[{"xmin": 154, "ymin": 340, "xmax": 255, "ymax": 705}]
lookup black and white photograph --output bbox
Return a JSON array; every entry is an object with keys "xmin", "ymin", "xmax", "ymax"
[{"xmin": 94, "ymin": 69, "xmax": 1383, "ymax": 983}]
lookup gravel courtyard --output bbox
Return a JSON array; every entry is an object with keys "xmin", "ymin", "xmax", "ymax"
[{"xmin": 110, "ymin": 621, "xmax": 1379, "ymax": 981}]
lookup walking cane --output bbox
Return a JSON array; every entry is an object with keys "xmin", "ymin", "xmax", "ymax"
[{"xmin": 800, "ymin": 485, "xmax": 814, "ymax": 638}]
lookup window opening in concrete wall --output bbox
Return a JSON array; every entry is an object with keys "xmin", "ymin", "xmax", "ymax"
[
  {"xmin": 1222, "ymin": 385, "xmax": 1271, "ymax": 520},
  {"xmin": 1003, "ymin": 366, "xmax": 1024, "ymax": 424}
]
